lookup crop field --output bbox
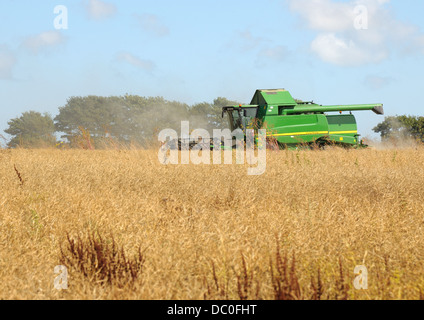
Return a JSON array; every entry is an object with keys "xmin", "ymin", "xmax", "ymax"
[{"xmin": 1, "ymin": 147, "xmax": 424, "ymax": 300}]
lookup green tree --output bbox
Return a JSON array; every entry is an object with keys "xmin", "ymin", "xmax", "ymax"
[
  {"xmin": 4, "ymin": 111, "xmax": 56, "ymax": 148},
  {"xmin": 54, "ymin": 95, "xmax": 191, "ymax": 147},
  {"xmin": 373, "ymin": 115, "xmax": 424, "ymax": 141},
  {"xmin": 55, "ymin": 96, "xmax": 130, "ymax": 146}
]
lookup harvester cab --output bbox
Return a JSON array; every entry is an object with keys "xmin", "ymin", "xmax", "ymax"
[
  {"xmin": 222, "ymin": 89, "xmax": 384, "ymax": 149},
  {"xmin": 222, "ymin": 105, "xmax": 259, "ymax": 132}
]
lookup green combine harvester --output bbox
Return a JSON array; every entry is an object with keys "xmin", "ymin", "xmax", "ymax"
[{"xmin": 222, "ymin": 89, "xmax": 384, "ymax": 149}]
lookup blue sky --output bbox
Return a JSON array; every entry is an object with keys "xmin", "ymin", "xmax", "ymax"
[{"xmin": 1, "ymin": 0, "xmax": 424, "ymax": 140}]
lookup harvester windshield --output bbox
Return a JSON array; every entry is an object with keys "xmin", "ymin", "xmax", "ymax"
[
  {"xmin": 223, "ymin": 107, "xmax": 258, "ymax": 131},
  {"xmin": 228, "ymin": 109, "xmax": 241, "ymax": 131}
]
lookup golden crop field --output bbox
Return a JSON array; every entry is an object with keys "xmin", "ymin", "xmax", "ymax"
[{"xmin": 1, "ymin": 146, "xmax": 424, "ymax": 300}]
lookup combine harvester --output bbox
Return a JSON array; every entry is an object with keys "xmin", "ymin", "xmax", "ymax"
[{"xmin": 221, "ymin": 89, "xmax": 384, "ymax": 149}]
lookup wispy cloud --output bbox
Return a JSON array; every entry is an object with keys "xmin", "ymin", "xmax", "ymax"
[
  {"xmin": 0, "ymin": 45, "xmax": 16, "ymax": 79},
  {"xmin": 22, "ymin": 31, "xmax": 66, "ymax": 55},
  {"xmin": 364, "ymin": 75, "xmax": 393, "ymax": 90},
  {"xmin": 85, "ymin": 0, "xmax": 117, "ymax": 20},
  {"xmin": 135, "ymin": 14, "xmax": 169, "ymax": 37},
  {"xmin": 288, "ymin": 0, "xmax": 424, "ymax": 66},
  {"xmin": 231, "ymin": 31, "xmax": 289, "ymax": 65},
  {"xmin": 255, "ymin": 45, "xmax": 290, "ymax": 67},
  {"xmin": 258, "ymin": 45, "xmax": 289, "ymax": 61},
  {"xmin": 116, "ymin": 52, "xmax": 156, "ymax": 73},
  {"xmin": 237, "ymin": 30, "xmax": 269, "ymax": 51}
]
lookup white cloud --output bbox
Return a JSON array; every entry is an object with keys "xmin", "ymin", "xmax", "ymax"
[
  {"xmin": 310, "ymin": 33, "xmax": 387, "ymax": 66},
  {"xmin": 22, "ymin": 31, "xmax": 66, "ymax": 55},
  {"xmin": 0, "ymin": 46, "xmax": 16, "ymax": 79},
  {"xmin": 288, "ymin": 0, "xmax": 424, "ymax": 66},
  {"xmin": 116, "ymin": 52, "xmax": 155, "ymax": 72},
  {"xmin": 135, "ymin": 14, "xmax": 169, "ymax": 37},
  {"xmin": 86, "ymin": 0, "xmax": 117, "ymax": 20},
  {"xmin": 289, "ymin": 0, "xmax": 357, "ymax": 32}
]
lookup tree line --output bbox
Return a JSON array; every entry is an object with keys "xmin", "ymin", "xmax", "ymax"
[
  {"xmin": 3, "ymin": 95, "xmax": 239, "ymax": 149},
  {"xmin": 372, "ymin": 115, "xmax": 424, "ymax": 142},
  {"xmin": 3, "ymin": 95, "xmax": 424, "ymax": 148}
]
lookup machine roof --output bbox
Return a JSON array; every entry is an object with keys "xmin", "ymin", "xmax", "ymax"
[{"xmin": 250, "ymin": 89, "xmax": 297, "ymax": 106}]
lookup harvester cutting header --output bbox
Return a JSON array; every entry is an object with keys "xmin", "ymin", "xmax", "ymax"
[{"xmin": 222, "ymin": 89, "xmax": 384, "ymax": 149}]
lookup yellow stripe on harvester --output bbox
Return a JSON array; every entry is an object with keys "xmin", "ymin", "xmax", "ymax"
[
  {"xmin": 268, "ymin": 130, "xmax": 357, "ymax": 137},
  {"xmin": 329, "ymin": 131, "xmax": 357, "ymax": 135},
  {"xmin": 268, "ymin": 131, "xmax": 329, "ymax": 137}
]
